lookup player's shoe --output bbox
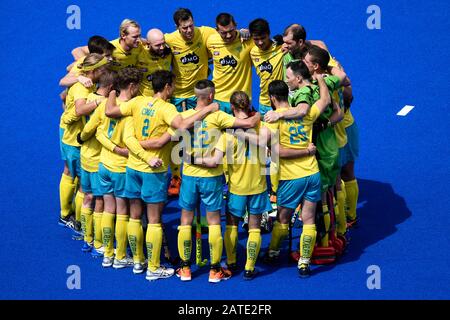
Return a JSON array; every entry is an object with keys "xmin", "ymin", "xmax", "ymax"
[
  {"xmin": 243, "ymin": 268, "xmax": 258, "ymax": 280},
  {"xmin": 176, "ymin": 265, "xmax": 192, "ymax": 281},
  {"xmin": 209, "ymin": 267, "xmax": 232, "ymax": 283},
  {"xmin": 102, "ymin": 256, "xmax": 114, "ymax": 268},
  {"xmin": 298, "ymin": 263, "xmax": 311, "ymax": 278},
  {"xmin": 269, "ymin": 192, "xmax": 277, "ymax": 204},
  {"xmin": 167, "ymin": 176, "xmax": 181, "ymax": 197},
  {"xmin": 346, "ymin": 217, "xmax": 359, "ymax": 229},
  {"xmin": 91, "ymin": 246, "xmax": 104, "ymax": 258},
  {"xmin": 146, "ymin": 266, "xmax": 175, "ymax": 281},
  {"xmin": 81, "ymin": 241, "xmax": 93, "ymax": 252},
  {"xmin": 113, "ymin": 256, "xmax": 134, "ymax": 269},
  {"xmin": 225, "ymin": 263, "xmax": 239, "ymax": 274},
  {"xmin": 132, "ymin": 260, "xmax": 147, "ymax": 274},
  {"xmin": 262, "ymin": 249, "xmax": 280, "ymax": 265}
]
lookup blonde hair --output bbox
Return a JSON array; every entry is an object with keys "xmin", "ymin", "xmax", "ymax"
[
  {"xmin": 230, "ymin": 91, "xmax": 251, "ymax": 112},
  {"xmin": 119, "ymin": 19, "xmax": 141, "ymax": 37},
  {"xmin": 78, "ymin": 53, "xmax": 109, "ymax": 75}
]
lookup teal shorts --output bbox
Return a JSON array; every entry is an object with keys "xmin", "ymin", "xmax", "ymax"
[
  {"xmin": 125, "ymin": 167, "xmax": 168, "ymax": 203},
  {"xmin": 81, "ymin": 168, "xmax": 102, "ymax": 196},
  {"xmin": 179, "ymin": 175, "xmax": 223, "ymax": 212},
  {"xmin": 215, "ymin": 100, "xmax": 232, "ymax": 114},
  {"xmin": 259, "ymin": 103, "xmax": 272, "ymax": 118},
  {"xmin": 98, "ymin": 163, "xmax": 126, "ymax": 198},
  {"xmin": 339, "ymin": 122, "xmax": 359, "ymax": 167},
  {"xmin": 61, "ymin": 142, "xmax": 81, "ymax": 178},
  {"xmin": 171, "ymin": 96, "xmax": 197, "ymax": 112},
  {"xmin": 59, "ymin": 127, "xmax": 66, "ymax": 161},
  {"xmin": 277, "ymin": 172, "xmax": 322, "ymax": 209},
  {"xmin": 227, "ymin": 191, "xmax": 272, "ymax": 218}
]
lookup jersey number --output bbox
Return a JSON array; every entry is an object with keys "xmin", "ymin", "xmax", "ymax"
[
  {"xmin": 142, "ymin": 119, "xmax": 150, "ymax": 137},
  {"xmin": 107, "ymin": 120, "xmax": 117, "ymax": 139}
]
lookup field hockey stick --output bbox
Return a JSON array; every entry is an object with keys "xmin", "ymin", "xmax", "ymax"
[
  {"xmin": 196, "ymin": 203, "xmax": 208, "ymax": 267},
  {"xmin": 161, "ymin": 223, "xmax": 180, "ymax": 266},
  {"xmin": 288, "ymin": 206, "xmax": 301, "ymax": 262}
]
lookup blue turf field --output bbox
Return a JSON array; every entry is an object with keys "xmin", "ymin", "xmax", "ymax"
[{"xmin": 0, "ymin": 0, "xmax": 449, "ymax": 300}]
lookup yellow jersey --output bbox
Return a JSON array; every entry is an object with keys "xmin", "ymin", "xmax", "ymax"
[
  {"xmin": 97, "ymin": 98, "xmax": 129, "ymax": 173},
  {"xmin": 266, "ymin": 104, "xmax": 321, "ymax": 180},
  {"xmin": 120, "ymin": 96, "xmax": 179, "ymax": 173},
  {"xmin": 206, "ymin": 33, "xmax": 254, "ymax": 102},
  {"xmin": 178, "ymin": 110, "xmax": 235, "ymax": 177},
  {"xmin": 110, "ymin": 38, "xmax": 144, "ymax": 70},
  {"xmin": 225, "ymin": 122, "xmax": 267, "ymax": 195},
  {"xmin": 250, "ymin": 42, "xmax": 285, "ymax": 106},
  {"xmin": 165, "ymin": 26, "xmax": 216, "ymax": 98},
  {"xmin": 136, "ymin": 47, "xmax": 172, "ymax": 97},
  {"xmin": 79, "ymin": 96, "xmax": 114, "ymax": 172},
  {"xmin": 61, "ymin": 82, "xmax": 94, "ymax": 146},
  {"xmin": 328, "ymin": 56, "xmax": 354, "ymax": 145}
]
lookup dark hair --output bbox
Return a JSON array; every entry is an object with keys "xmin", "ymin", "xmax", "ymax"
[
  {"xmin": 117, "ymin": 67, "xmax": 142, "ymax": 90},
  {"xmin": 249, "ymin": 18, "xmax": 270, "ymax": 36},
  {"xmin": 286, "ymin": 60, "xmax": 311, "ymax": 80},
  {"xmin": 152, "ymin": 70, "xmax": 175, "ymax": 93},
  {"xmin": 307, "ymin": 45, "xmax": 330, "ymax": 70},
  {"xmin": 98, "ymin": 70, "xmax": 117, "ymax": 88},
  {"xmin": 88, "ymin": 35, "xmax": 115, "ymax": 55},
  {"xmin": 230, "ymin": 91, "xmax": 250, "ymax": 111},
  {"xmin": 283, "ymin": 24, "xmax": 307, "ymax": 42},
  {"xmin": 195, "ymin": 79, "xmax": 215, "ymax": 90},
  {"xmin": 216, "ymin": 13, "xmax": 236, "ymax": 27},
  {"xmin": 268, "ymin": 80, "xmax": 289, "ymax": 102},
  {"xmin": 173, "ymin": 8, "xmax": 193, "ymax": 26}
]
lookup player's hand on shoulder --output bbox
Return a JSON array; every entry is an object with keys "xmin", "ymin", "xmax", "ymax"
[
  {"xmin": 264, "ymin": 110, "xmax": 280, "ymax": 123},
  {"xmin": 77, "ymin": 75, "xmax": 93, "ymax": 88}
]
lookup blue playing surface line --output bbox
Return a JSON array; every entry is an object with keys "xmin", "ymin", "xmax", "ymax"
[{"xmin": 0, "ymin": 0, "xmax": 449, "ymax": 300}]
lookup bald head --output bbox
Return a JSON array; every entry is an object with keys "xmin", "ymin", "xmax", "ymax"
[{"xmin": 146, "ymin": 28, "xmax": 166, "ymax": 56}]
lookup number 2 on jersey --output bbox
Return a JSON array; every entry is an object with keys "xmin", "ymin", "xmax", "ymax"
[{"xmin": 142, "ymin": 118, "xmax": 150, "ymax": 137}]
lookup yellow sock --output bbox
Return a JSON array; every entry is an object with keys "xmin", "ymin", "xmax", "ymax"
[
  {"xmin": 300, "ymin": 224, "xmax": 317, "ymax": 260},
  {"xmin": 177, "ymin": 225, "xmax": 192, "ymax": 262},
  {"xmin": 320, "ymin": 204, "xmax": 330, "ymax": 247},
  {"xmin": 336, "ymin": 186, "xmax": 348, "ymax": 235},
  {"xmin": 101, "ymin": 212, "xmax": 115, "ymax": 258},
  {"xmin": 127, "ymin": 218, "xmax": 144, "ymax": 263},
  {"xmin": 93, "ymin": 212, "xmax": 103, "ymax": 249},
  {"xmin": 224, "ymin": 225, "xmax": 238, "ymax": 265},
  {"xmin": 245, "ymin": 228, "xmax": 261, "ymax": 271},
  {"xmin": 208, "ymin": 225, "xmax": 223, "ymax": 266},
  {"xmin": 59, "ymin": 174, "xmax": 76, "ymax": 218},
  {"xmin": 71, "ymin": 177, "xmax": 79, "ymax": 213},
  {"xmin": 146, "ymin": 224, "xmax": 163, "ymax": 271},
  {"xmin": 345, "ymin": 179, "xmax": 359, "ymax": 220},
  {"xmin": 81, "ymin": 207, "xmax": 93, "ymax": 243},
  {"xmin": 74, "ymin": 191, "xmax": 85, "ymax": 223},
  {"xmin": 268, "ymin": 221, "xmax": 289, "ymax": 251},
  {"xmin": 115, "ymin": 215, "xmax": 129, "ymax": 260}
]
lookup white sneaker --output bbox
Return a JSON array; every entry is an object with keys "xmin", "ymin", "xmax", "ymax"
[
  {"xmin": 145, "ymin": 266, "xmax": 174, "ymax": 281},
  {"xmin": 133, "ymin": 260, "xmax": 147, "ymax": 274},
  {"xmin": 91, "ymin": 246, "xmax": 105, "ymax": 258},
  {"xmin": 102, "ymin": 256, "xmax": 114, "ymax": 268},
  {"xmin": 113, "ymin": 256, "xmax": 134, "ymax": 269}
]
